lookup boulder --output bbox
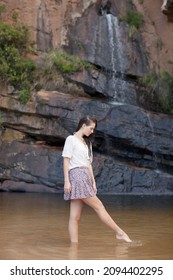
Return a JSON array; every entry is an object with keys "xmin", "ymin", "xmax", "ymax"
[{"xmin": 0, "ymin": 140, "xmax": 63, "ymax": 192}]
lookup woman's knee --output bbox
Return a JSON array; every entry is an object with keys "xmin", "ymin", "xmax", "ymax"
[
  {"xmin": 70, "ymin": 212, "xmax": 81, "ymax": 222},
  {"xmin": 69, "ymin": 200, "xmax": 83, "ymax": 222}
]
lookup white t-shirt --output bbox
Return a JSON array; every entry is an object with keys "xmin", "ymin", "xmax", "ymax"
[{"xmin": 62, "ymin": 135, "xmax": 93, "ymax": 170}]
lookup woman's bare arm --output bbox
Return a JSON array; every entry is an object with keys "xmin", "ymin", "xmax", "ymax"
[{"xmin": 63, "ymin": 157, "xmax": 71, "ymax": 194}]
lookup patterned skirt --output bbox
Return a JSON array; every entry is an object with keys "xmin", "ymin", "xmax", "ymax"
[{"xmin": 64, "ymin": 167, "xmax": 96, "ymax": 201}]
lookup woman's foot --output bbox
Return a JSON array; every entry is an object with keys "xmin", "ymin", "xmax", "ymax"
[{"xmin": 116, "ymin": 232, "xmax": 132, "ymax": 243}]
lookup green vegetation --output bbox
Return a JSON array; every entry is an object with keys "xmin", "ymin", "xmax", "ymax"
[
  {"xmin": 18, "ymin": 83, "xmax": 32, "ymax": 105},
  {"xmin": 120, "ymin": 10, "xmax": 144, "ymax": 29},
  {"xmin": 0, "ymin": 3, "xmax": 6, "ymax": 19},
  {"xmin": 138, "ymin": 0, "xmax": 144, "ymax": 4},
  {"xmin": 128, "ymin": 25, "xmax": 137, "ymax": 39},
  {"xmin": 119, "ymin": 9, "xmax": 144, "ymax": 39},
  {"xmin": 0, "ymin": 4, "xmax": 95, "ymax": 103},
  {"xmin": 140, "ymin": 71, "xmax": 158, "ymax": 90},
  {"xmin": 0, "ymin": 112, "xmax": 3, "ymax": 127},
  {"xmin": 0, "ymin": 20, "xmax": 36, "ymax": 104},
  {"xmin": 51, "ymin": 50, "xmax": 93, "ymax": 73},
  {"xmin": 34, "ymin": 51, "xmax": 90, "ymax": 97},
  {"xmin": 140, "ymin": 71, "xmax": 173, "ymax": 114},
  {"xmin": 11, "ymin": 11, "xmax": 19, "ymax": 23}
]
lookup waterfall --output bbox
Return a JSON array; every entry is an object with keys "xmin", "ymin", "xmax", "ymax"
[
  {"xmin": 106, "ymin": 14, "xmax": 127, "ymax": 102},
  {"xmin": 89, "ymin": 11, "xmax": 137, "ymax": 105},
  {"xmin": 106, "ymin": 14, "xmax": 124, "ymax": 73}
]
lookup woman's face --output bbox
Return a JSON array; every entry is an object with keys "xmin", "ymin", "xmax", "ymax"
[{"xmin": 83, "ymin": 121, "xmax": 96, "ymax": 137}]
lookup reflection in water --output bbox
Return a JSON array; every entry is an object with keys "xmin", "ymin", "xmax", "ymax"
[{"xmin": 0, "ymin": 193, "xmax": 173, "ymax": 260}]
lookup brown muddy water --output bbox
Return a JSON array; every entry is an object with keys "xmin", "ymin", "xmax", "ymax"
[{"xmin": 0, "ymin": 193, "xmax": 173, "ymax": 260}]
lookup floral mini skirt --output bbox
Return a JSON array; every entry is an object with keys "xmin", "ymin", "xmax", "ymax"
[{"xmin": 64, "ymin": 167, "xmax": 95, "ymax": 201}]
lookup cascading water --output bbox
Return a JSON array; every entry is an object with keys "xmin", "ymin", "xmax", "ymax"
[
  {"xmin": 87, "ymin": 9, "xmax": 137, "ymax": 105},
  {"xmin": 105, "ymin": 14, "xmax": 129, "ymax": 103},
  {"xmin": 106, "ymin": 14, "xmax": 124, "ymax": 74}
]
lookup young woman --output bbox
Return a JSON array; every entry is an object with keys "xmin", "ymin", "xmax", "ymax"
[{"xmin": 62, "ymin": 116, "xmax": 131, "ymax": 243}]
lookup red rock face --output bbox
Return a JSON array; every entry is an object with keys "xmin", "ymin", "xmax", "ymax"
[
  {"xmin": 1, "ymin": 0, "xmax": 173, "ymax": 73},
  {"xmin": 0, "ymin": 0, "xmax": 98, "ymax": 49},
  {"xmin": 132, "ymin": 0, "xmax": 173, "ymax": 74}
]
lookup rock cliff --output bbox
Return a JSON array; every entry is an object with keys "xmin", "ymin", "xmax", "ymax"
[
  {"xmin": 0, "ymin": 0, "xmax": 173, "ymax": 194},
  {"xmin": 1, "ymin": 87, "xmax": 173, "ymax": 194}
]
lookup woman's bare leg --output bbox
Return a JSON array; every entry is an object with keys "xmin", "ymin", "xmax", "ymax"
[
  {"xmin": 82, "ymin": 196, "xmax": 131, "ymax": 242},
  {"xmin": 69, "ymin": 199, "xmax": 83, "ymax": 243}
]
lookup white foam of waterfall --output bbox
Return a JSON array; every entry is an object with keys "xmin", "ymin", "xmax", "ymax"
[
  {"xmin": 106, "ymin": 14, "xmax": 116, "ymax": 73},
  {"xmin": 106, "ymin": 14, "xmax": 123, "ymax": 72},
  {"xmin": 108, "ymin": 101, "xmax": 125, "ymax": 106},
  {"xmin": 106, "ymin": 14, "xmax": 127, "ymax": 101}
]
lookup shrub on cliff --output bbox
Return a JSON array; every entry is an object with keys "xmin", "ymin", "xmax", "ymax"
[
  {"xmin": 119, "ymin": 10, "xmax": 144, "ymax": 39},
  {"xmin": 51, "ymin": 50, "xmax": 93, "ymax": 73},
  {"xmin": 34, "ymin": 51, "xmax": 90, "ymax": 97},
  {"xmin": 141, "ymin": 71, "xmax": 173, "ymax": 114},
  {"xmin": 0, "ymin": 22, "xmax": 35, "ymax": 103}
]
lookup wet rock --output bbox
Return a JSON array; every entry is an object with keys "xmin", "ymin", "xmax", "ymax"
[
  {"xmin": 69, "ymin": 69, "xmax": 138, "ymax": 105},
  {"xmin": 1, "ymin": 90, "xmax": 173, "ymax": 195},
  {"xmin": 66, "ymin": 5, "xmax": 148, "ymax": 105},
  {"xmin": 0, "ymin": 140, "xmax": 63, "ymax": 192},
  {"xmin": 1, "ymin": 90, "xmax": 173, "ymax": 161},
  {"xmin": 0, "ymin": 181, "xmax": 59, "ymax": 193},
  {"xmin": 0, "ymin": 139, "xmax": 173, "ymax": 194},
  {"xmin": 98, "ymin": 0, "xmax": 113, "ymax": 16},
  {"xmin": 93, "ymin": 154, "xmax": 173, "ymax": 194}
]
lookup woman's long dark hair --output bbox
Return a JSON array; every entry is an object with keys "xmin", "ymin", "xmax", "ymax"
[{"xmin": 76, "ymin": 116, "xmax": 97, "ymax": 158}]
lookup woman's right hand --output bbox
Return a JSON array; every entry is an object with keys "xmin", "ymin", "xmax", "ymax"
[{"xmin": 64, "ymin": 181, "xmax": 71, "ymax": 194}]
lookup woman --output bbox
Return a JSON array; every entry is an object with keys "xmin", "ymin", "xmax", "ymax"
[{"xmin": 62, "ymin": 116, "xmax": 131, "ymax": 243}]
